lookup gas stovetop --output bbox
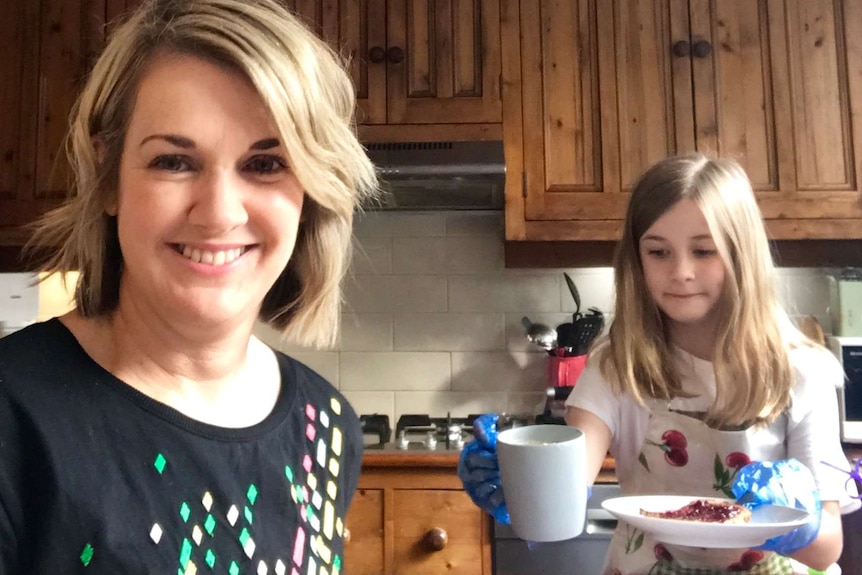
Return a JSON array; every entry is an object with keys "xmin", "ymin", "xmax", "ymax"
[{"xmin": 360, "ymin": 413, "xmax": 556, "ymax": 452}]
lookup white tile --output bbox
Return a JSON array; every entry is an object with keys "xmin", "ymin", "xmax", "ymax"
[
  {"xmin": 445, "ymin": 236, "xmax": 505, "ymax": 274},
  {"xmin": 339, "ymin": 313, "xmax": 393, "ymax": 351},
  {"xmin": 288, "ymin": 352, "xmax": 340, "ymax": 387},
  {"xmin": 562, "ymin": 269, "xmax": 616, "ymax": 314},
  {"xmin": 392, "ymin": 237, "xmax": 448, "ymax": 274},
  {"xmin": 449, "ymin": 275, "xmax": 561, "ymax": 312},
  {"xmin": 387, "ymin": 212, "xmax": 446, "ymax": 237},
  {"xmin": 394, "ymin": 313, "xmax": 504, "ymax": 351},
  {"xmin": 344, "ymin": 275, "xmax": 447, "ymax": 313},
  {"xmin": 340, "ymin": 391, "xmax": 395, "ymax": 423},
  {"xmin": 0, "ymin": 273, "xmax": 40, "ymax": 326},
  {"xmin": 353, "ymin": 211, "xmax": 395, "ymax": 238},
  {"xmin": 393, "ymin": 391, "xmax": 508, "ymax": 419},
  {"xmin": 776, "ymin": 269, "xmax": 830, "ymax": 316},
  {"xmin": 451, "ymin": 351, "xmax": 548, "ymax": 392},
  {"xmin": 445, "ymin": 212, "xmax": 504, "ymax": 237},
  {"xmin": 351, "ymin": 237, "xmax": 391, "ymax": 275},
  {"xmin": 507, "ymin": 392, "xmax": 548, "ymax": 416},
  {"xmin": 339, "ymin": 352, "xmax": 450, "ymax": 391}
]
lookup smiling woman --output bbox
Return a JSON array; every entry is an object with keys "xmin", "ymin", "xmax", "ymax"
[{"xmin": 0, "ymin": 1, "xmax": 377, "ymax": 574}]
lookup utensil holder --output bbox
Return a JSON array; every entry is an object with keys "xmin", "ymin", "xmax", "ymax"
[{"xmin": 548, "ymin": 354, "xmax": 588, "ymax": 387}]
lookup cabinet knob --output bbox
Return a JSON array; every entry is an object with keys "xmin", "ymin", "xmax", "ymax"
[
  {"xmin": 368, "ymin": 46, "xmax": 386, "ymax": 64},
  {"xmin": 671, "ymin": 40, "xmax": 690, "ymax": 58},
  {"xmin": 343, "ymin": 527, "xmax": 351, "ymax": 544},
  {"xmin": 424, "ymin": 527, "xmax": 448, "ymax": 551},
  {"xmin": 386, "ymin": 46, "xmax": 405, "ymax": 64},
  {"xmin": 692, "ymin": 40, "xmax": 713, "ymax": 58}
]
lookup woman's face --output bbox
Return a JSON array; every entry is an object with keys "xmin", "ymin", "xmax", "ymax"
[
  {"xmin": 638, "ymin": 198, "xmax": 726, "ymax": 333},
  {"xmin": 114, "ymin": 52, "xmax": 304, "ymax": 328}
]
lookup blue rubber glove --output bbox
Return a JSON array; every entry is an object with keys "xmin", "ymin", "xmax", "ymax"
[
  {"xmin": 457, "ymin": 413, "xmax": 511, "ymax": 524},
  {"xmin": 731, "ymin": 458, "xmax": 822, "ymax": 556}
]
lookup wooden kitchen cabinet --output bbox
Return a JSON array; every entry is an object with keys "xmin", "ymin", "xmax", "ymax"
[
  {"xmin": 344, "ymin": 453, "xmax": 492, "ymax": 575},
  {"xmin": 0, "ymin": 0, "xmax": 105, "ymax": 246},
  {"xmin": 506, "ymin": 0, "xmax": 862, "ymax": 253},
  {"xmin": 292, "ymin": 0, "xmax": 504, "ymax": 143}
]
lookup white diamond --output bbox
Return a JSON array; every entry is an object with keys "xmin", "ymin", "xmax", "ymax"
[
  {"xmin": 149, "ymin": 523, "xmax": 163, "ymax": 544},
  {"xmin": 202, "ymin": 492, "xmax": 213, "ymax": 512},
  {"xmin": 257, "ymin": 560, "xmax": 268, "ymax": 575},
  {"xmin": 227, "ymin": 505, "xmax": 239, "ymax": 526}
]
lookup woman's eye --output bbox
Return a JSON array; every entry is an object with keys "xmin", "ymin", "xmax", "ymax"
[
  {"xmin": 244, "ymin": 155, "xmax": 287, "ymax": 175},
  {"xmin": 148, "ymin": 155, "xmax": 192, "ymax": 172}
]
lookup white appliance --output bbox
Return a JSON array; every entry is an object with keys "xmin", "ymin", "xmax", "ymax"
[
  {"xmin": 827, "ymin": 336, "xmax": 862, "ymax": 444},
  {"xmin": 0, "ymin": 273, "xmax": 40, "ymax": 337}
]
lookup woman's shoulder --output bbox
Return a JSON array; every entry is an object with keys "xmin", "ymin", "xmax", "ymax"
[{"xmin": 272, "ymin": 350, "xmax": 360, "ymax": 427}]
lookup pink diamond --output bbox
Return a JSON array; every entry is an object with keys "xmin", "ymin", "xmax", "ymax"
[
  {"xmin": 305, "ymin": 404, "xmax": 316, "ymax": 421},
  {"xmin": 305, "ymin": 423, "xmax": 316, "ymax": 441},
  {"xmin": 303, "ymin": 454, "xmax": 312, "ymax": 472}
]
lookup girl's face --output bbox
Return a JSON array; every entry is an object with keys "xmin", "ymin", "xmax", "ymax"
[
  {"xmin": 114, "ymin": 52, "xmax": 304, "ymax": 329},
  {"xmin": 638, "ymin": 198, "xmax": 726, "ymax": 332}
]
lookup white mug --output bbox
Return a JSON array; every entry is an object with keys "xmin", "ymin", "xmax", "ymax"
[{"xmin": 497, "ymin": 424, "xmax": 588, "ymax": 542}]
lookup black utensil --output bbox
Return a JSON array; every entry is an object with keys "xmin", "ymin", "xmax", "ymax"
[
  {"xmin": 573, "ymin": 308, "xmax": 605, "ymax": 355},
  {"xmin": 563, "ymin": 272, "xmax": 581, "ymax": 319}
]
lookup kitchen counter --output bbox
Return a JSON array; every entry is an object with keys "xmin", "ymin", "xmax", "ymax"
[{"xmin": 362, "ymin": 448, "xmax": 618, "ymax": 483}]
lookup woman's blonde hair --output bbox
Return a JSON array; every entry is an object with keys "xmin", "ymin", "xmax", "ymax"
[
  {"xmin": 598, "ymin": 153, "xmax": 801, "ymax": 427},
  {"xmin": 27, "ymin": 0, "xmax": 378, "ymax": 348}
]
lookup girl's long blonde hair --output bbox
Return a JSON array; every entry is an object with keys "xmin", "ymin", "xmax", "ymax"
[
  {"xmin": 27, "ymin": 0, "xmax": 378, "ymax": 348},
  {"xmin": 598, "ymin": 153, "xmax": 803, "ymax": 427}
]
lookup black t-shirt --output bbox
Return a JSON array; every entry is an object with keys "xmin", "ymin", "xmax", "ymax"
[{"xmin": 0, "ymin": 319, "xmax": 362, "ymax": 575}]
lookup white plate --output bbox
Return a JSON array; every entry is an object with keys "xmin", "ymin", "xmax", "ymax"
[{"xmin": 601, "ymin": 495, "xmax": 810, "ymax": 549}]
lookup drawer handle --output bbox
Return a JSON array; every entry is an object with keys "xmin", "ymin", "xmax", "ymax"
[
  {"xmin": 343, "ymin": 527, "xmax": 351, "ymax": 544},
  {"xmin": 424, "ymin": 527, "xmax": 448, "ymax": 551}
]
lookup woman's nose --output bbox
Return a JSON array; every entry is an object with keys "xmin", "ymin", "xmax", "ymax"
[{"xmin": 188, "ymin": 170, "xmax": 248, "ymax": 231}]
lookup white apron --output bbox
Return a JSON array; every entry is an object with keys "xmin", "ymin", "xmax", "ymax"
[{"xmin": 602, "ymin": 400, "xmax": 822, "ymax": 574}]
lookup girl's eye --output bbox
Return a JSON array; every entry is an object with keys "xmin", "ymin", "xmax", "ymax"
[
  {"xmin": 646, "ymin": 248, "xmax": 669, "ymax": 258},
  {"xmin": 148, "ymin": 155, "xmax": 192, "ymax": 172},
  {"xmin": 244, "ymin": 155, "xmax": 287, "ymax": 175},
  {"xmin": 693, "ymin": 248, "xmax": 718, "ymax": 258}
]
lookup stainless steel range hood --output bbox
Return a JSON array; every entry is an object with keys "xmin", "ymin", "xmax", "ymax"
[{"xmin": 364, "ymin": 141, "xmax": 506, "ymax": 210}]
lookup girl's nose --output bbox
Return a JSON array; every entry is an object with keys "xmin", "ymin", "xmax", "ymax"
[
  {"xmin": 671, "ymin": 254, "xmax": 696, "ymax": 280},
  {"xmin": 188, "ymin": 170, "xmax": 248, "ymax": 232}
]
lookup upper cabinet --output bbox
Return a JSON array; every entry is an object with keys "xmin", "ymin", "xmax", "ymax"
[
  {"xmin": 292, "ymin": 0, "xmax": 504, "ymax": 142},
  {"xmin": 507, "ymin": 0, "xmax": 862, "ymax": 247},
  {"xmin": 0, "ymin": 0, "xmax": 105, "ymax": 245}
]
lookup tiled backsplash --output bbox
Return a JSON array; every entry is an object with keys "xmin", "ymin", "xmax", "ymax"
[{"xmin": 254, "ymin": 211, "xmax": 836, "ymax": 426}]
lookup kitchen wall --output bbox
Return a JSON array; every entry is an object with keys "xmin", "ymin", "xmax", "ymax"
[
  {"xmin": 253, "ymin": 211, "xmax": 836, "ymax": 425},
  {"xmin": 22, "ymin": 211, "xmax": 834, "ymax": 424}
]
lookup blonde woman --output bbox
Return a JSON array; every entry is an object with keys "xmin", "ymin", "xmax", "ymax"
[
  {"xmin": 0, "ymin": 0, "xmax": 377, "ymax": 572},
  {"xmin": 460, "ymin": 154, "xmax": 859, "ymax": 574}
]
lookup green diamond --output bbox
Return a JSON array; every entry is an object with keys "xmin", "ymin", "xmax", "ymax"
[
  {"xmin": 334, "ymin": 555, "xmax": 342, "ymax": 570},
  {"xmin": 179, "ymin": 501, "xmax": 191, "ymax": 522},
  {"xmin": 154, "ymin": 453, "xmax": 167, "ymax": 474},
  {"xmin": 305, "ymin": 506, "xmax": 315, "ymax": 521},
  {"xmin": 239, "ymin": 527, "xmax": 250, "ymax": 546},
  {"xmin": 205, "ymin": 549, "xmax": 216, "ymax": 568},
  {"xmin": 205, "ymin": 514, "xmax": 217, "ymax": 536},
  {"xmin": 246, "ymin": 484, "xmax": 258, "ymax": 505},
  {"xmin": 294, "ymin": 485, "xmax": 305, "ymax": 502},
  {"xmin": 229, "ymin": 560, "xmax": 240, "ymax": 575},
  {"xmin": 179, "ymin": 538, "xmax": 192, "ymax": 567},
  {"xmin": 284, "ymin": 466, "xmax": 294, "ymax": 483},
  {"xmin": 80, "ymin": 543, "xmax": 94, "ymax": 566},
  {"xmin": 244, "ymin": 506, "xmax": 253, "ymax": 524}
]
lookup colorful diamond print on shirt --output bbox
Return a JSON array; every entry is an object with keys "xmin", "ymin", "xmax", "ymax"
[{"xmin": 138, "ymin": 394, "xmax": 348, "ymax": 575}]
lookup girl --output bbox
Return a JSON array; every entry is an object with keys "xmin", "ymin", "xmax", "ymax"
[{"xmin": 460, "ymin": 154, "xmax": 859, "ymax": 574}]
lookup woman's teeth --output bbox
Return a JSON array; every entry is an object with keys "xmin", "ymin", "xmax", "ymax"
[{"xmin": 179, "ymin": 245, "xmax": 245, "ymax": 265}]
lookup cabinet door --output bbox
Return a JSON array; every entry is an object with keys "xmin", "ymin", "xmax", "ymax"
[
  {"xmin": 0, "ymin": 0, "xmax": 103, "ymax": 242},
  {"xmin": 344, "ymin": 488, "xmax": 385, "ymax": 575},
  {"xmin": 385, "ymin": 0, "xmax": 503, "ymax": 125},
  {"xmin": 392, "ymin": 489, "xmax": 487, "ymax": 575}
]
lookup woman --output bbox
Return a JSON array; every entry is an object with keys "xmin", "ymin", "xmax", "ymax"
[{"xmin": 0, "ymin": 0, "xmax": 377, "ymax": 572}]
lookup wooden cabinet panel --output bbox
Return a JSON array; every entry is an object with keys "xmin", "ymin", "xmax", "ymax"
[
  {"xmin": 511, "ymin": 0, "xmax": 862, "ymax": 248},
  {"xmin": 385, "ymin": 0, "xmax": 502, "ymax": 125},
  {"xmin": 392, "ymin": 489, "xmax": 484, "ymax": 575},
  {"xmin": 344, "ymin": 488, "xmax": 385, "ymax": 575}
]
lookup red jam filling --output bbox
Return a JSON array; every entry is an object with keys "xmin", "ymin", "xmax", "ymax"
[{"xmin": 658, "ymin": 500, "xmax": 742, "ymax": 522}]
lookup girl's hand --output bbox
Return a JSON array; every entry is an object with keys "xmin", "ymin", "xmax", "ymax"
[
  {"xmin": 457, "ymin": 413, "xmax": 511, "ymax": 524},
  {"xmin": 731, "ymin": 458, "xmax": 822, "ymax": 556}
]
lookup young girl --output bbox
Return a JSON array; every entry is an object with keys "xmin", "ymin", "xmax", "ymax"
[{"xmin": 460, "ymin": 154, "xmax": 859, "ymax": 574}]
